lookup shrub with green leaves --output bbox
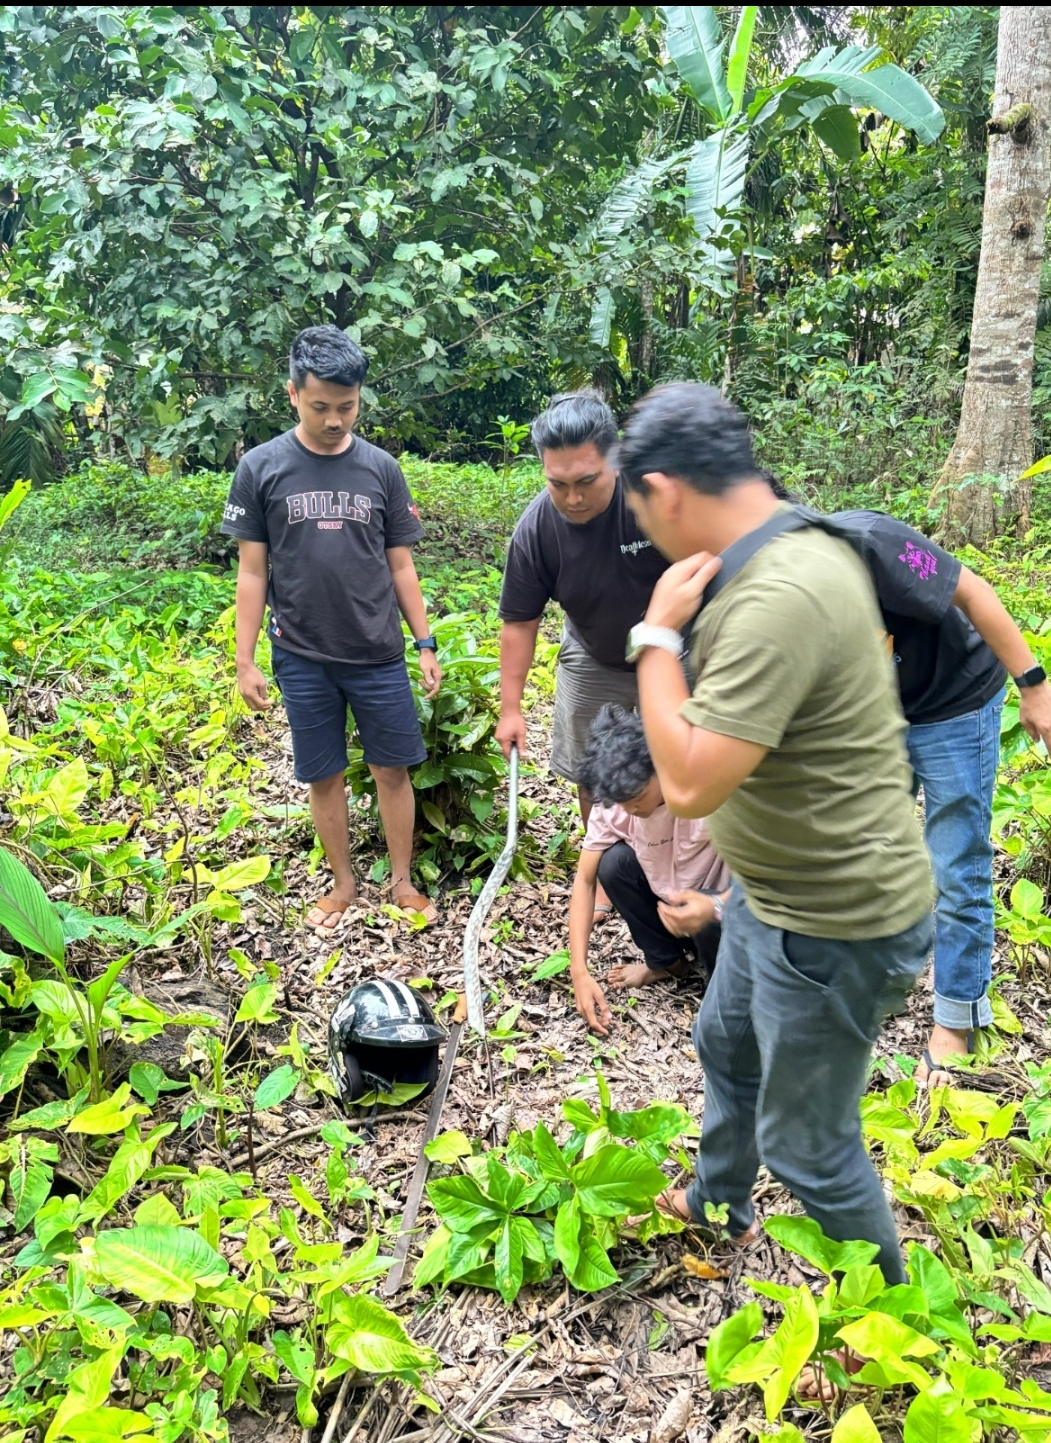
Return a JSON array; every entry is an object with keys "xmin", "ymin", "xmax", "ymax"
[
  {"xmin": 707, "ymin": 1214, "xmax": 1051, "ymax": 1442},
  {"xmin": 415, "ymin": 1074, "xmax": 691, "ymax": 1303}
]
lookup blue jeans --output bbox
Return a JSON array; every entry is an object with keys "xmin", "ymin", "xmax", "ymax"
[{"xmin": 906, "ymin": 688, "xmax": 1004, "ymax": 1031}]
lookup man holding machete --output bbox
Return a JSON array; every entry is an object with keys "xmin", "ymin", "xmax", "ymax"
[{"xmin": 616, "ymin": 381, "xmax": 933, "ymax": 1284}]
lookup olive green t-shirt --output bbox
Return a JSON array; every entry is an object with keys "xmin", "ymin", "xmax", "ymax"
[{"xmin": 683, "ymin": 527, "xmax": 932, "ymax": 940}]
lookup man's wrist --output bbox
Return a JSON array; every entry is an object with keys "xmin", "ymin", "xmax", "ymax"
[{"xmin": 236, "ymin": 656, "xmax": 259, "ymax": 674}]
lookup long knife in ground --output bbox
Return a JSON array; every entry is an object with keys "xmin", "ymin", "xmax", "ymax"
[{"xmin": 382, "ymin": 993, "xmax": 468, "ymax": 1296}]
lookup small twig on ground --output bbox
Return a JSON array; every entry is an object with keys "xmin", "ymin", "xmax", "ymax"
[
  {"xmin": 318, "ymin": 1370, "xmax": 353, "ymax": 1443},
  {"xmin": 342, "ymin": 1384, "xmax": 382, "ymax": 1443}
]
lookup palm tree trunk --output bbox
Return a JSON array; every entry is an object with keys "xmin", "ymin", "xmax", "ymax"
[{"xmin": 934, "ymin": 7, "xmax": 1051, "ymax": 546}]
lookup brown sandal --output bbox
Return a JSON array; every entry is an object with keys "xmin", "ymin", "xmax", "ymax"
[
  {"xmin": 388, "ymin": 882, "xmax": 439, "ymax": 927},
  {"xmin": 306, "ymin": 894, "xmax": 355, "ymax": 932}
]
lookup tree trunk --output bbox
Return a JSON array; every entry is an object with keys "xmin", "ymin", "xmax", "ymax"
[{"xmin": 934, "ymin": 7, "xmax": 1051, "ymax": 547}]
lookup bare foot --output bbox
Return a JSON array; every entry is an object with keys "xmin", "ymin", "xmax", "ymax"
[
  {"xmin": 306, "ymin": 889, "xmax": 357, "ymax": 932},
  {"xmin": 609, "ymin": 958, "xmax": 687, "ymax": 990},
  {"xmin": 648, "ymin": 1188, "xmax": 761, "ymax": 1243},
  {"xmin": 916, "ymin": 1024, "xmax": 973, "ymax": 1089}
]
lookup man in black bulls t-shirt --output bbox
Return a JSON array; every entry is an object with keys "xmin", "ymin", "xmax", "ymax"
[
  {"xmin": 221, "ymin": 326, "xmax": 442, "ymax": 931},
  {"xmin": 497, "ymin": 391, "xmax": 669, "ymax": 923}
]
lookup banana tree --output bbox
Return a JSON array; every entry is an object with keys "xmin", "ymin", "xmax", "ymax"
[{"xmin": 589, "ymin": 5, "xmax": 945, "ymax": 345}]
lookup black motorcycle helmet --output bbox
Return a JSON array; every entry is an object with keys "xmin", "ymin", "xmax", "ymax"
[{"xmin": 328, "ymin": 978, "xmax": 446, "ymax": 1108}]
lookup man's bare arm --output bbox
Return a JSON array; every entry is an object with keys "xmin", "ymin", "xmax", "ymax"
[
  {"xmin": 235, "ymin": 540, "xmax": 272, "ymax": 712},
  {"xmin": 954, "ymin": 566, "xmax": 1051, "ymax": 751},
  {"xmin": 497, "ymin": 618, "xmax": 542, "ymax": 759}
]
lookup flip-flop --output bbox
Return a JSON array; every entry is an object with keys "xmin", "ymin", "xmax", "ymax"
[
  {"xmin": 388, "ymin": 883, "xmax": 439, "ymax": 927},
  {"xmin": 917, "ymin": 1030, "xmax": 976, "ymax": 1089},
  {"xmin": 593, "ymin": 903, "xmax": 614, "ymax": 926},
  {"xmin": 306, "ymin": 895, "xmax": 354, "ymax": 932}
]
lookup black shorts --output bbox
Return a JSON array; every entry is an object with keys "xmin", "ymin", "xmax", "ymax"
[{"xmin": 271, "ymin": 644, "xmax": 427, "ymax": 783}]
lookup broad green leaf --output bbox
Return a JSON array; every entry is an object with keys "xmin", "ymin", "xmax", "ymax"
[
  {"xmin": 494, "ymin": 1217, "xmax": 525, "ymax": 1304},
  {"xmin": 42, "ymin": 757, "xmax": 90, "ymax": 820},
  {"xmin": 0, "ymin": 845, "xmax": 65, "ymax": 964},
  {"xmin": 94, "ymin": 1225, "xmax": 228, "ymax": 1303},
  {"xmin": 427, "ymin": 1173, "xmax": 501, "ymax": 1232},
  {"xmin": 254, "ymin": 1064, "xmax": 299, "ymax": 1111},
  {"xmin": 725, "ymin": 5, "xmax": 757, "ymax": 114},
  {"xmin": 727, "ymin": 1286, "xmax": 820, "ymax": 1419},
  {"xmin": 792, "ymin": 46, "xmax": 945, "ymax": 146},
  {"xmin": 424, "ymin": 1130, "xmax": 473, "ymax": 1164},
  {"xmin": 565, "ymin": 1224, "xmax": 619, "ymax": 1292},
  {"xmin": 413, "ymin": 1224, "xmax": 451, "ymax": 1288},
  {"xmin": 663, "ymin": 6, "xmax": 732, "ymax": 121},
  {"xmin": 211, "ymin": 854, "xmax": 271, "ymax": 890},
  {"xmin": 684, "ymin": 127, "xmax": 750, "ymax": 268},
  {"xmin": 0, "ymin": 476, "xmax": 30, "ymax": 531},
  {"xmin": 589, "ymin": 286, "xmax": 614, "ymax": 349},
  {"xmin": 838, "ymin": 1311, "xmax": 940, "ymax": 1364},
  {"xmin": 326, "ymin": 1293, "xmax": 438, "ymax": 1376},
  {"xmin": 273, "ymin": 1329, "xmax": 315, "ymax": 1386},
  {"xmin": 532, "ymin": 1121, "xmax": 571, "ymax": 1182},
  {"xmin": 50, "ymin": 1406, "xmax": 153, "ymax": 1443},
  {"xmin": 289, "ymin": 1176, "xmax": 327, "ymax": 1222},
  {"xmin": 811, "ymin": 104, "xmax": 861, "ymax": 161},
  {"xmin": 553, "ymin": 1195, "xmax": 582, "ymax": 1275},
  {"xmin": 608, "ymin": 1102, "xmax": 693, "ymax": 1144},
  {"xmin": 45, "ymin": 1345, "xmax": 126, "ymax": 1443},
  {"xmin": 0, "ymin": 1032, "xmax": 43, "ymax": 1098},
  {"xmin": 67, "ymin": 1085, "xmax": 148, "ymax": 1136},
  {"xmin": 1011, "ymin": 877, "xmax": 1045, "ymax": 919},
  {"xmin": 11, "ymin": 1157, "xmax": 53, "ymax": 1231},
  {"xmin": 134, "ymin": 1193, "xmax": 181, "ymax": 1227},
  {"xmin": 530, "ymin": 949, "xmax": 571, "ymax": 981},
  {"xmin": 705, "ymin": 1301, "xmax": 763, "ymax": 1390},
  {"xmin": 80, "ymin": 1126, "xmax": 174, "ymax": 1224},
  {"xmin": 235, "ymin": 980, "xmax": 279, "ymax": 1024},
  {"xmin": 831, "ymin": 1404, "xmax": 881, "ymax": 1443},
  {"xmin": 903, "ymin": 1387, "xmax": 972, "ymax": 1443},
  {"xmin": 570, "ymin": 1144, "xmax": 668, "ymax": 1216},
  {"xmin": 764, "ymin": 1215, "xmax": 880, "ymax": 1274}
]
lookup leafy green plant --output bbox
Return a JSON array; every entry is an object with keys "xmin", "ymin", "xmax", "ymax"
[
  {"xmin": 706, "ymin": 1214, "xmax": 1051, "ymax": 1439},
  {"xmin": 416, "ymin": 1074, "xmax": 690, "ymax": 1302}
]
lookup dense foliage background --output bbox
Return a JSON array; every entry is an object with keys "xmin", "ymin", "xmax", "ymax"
[{"xmin": 2, "ymin": 3, "xmax": 1046, "ymax": 503}]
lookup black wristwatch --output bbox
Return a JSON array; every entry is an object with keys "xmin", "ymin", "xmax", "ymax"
[
  {"xmin": 1014, "ymin": 664, "xmax": 1047, "ymax": 688},
  {"xmin": 413, "ymin": 636, "xmax": 438, "ymax": 653}
]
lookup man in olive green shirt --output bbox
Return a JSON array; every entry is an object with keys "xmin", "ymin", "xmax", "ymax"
[{"xmin": 616, "ymin": 382, "xmax": 932, "ymax": 1287}]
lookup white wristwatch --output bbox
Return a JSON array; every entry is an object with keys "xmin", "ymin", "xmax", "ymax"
[{"xmin": 626, "ymin": 623, "xmax": 684, "ymax": 664}]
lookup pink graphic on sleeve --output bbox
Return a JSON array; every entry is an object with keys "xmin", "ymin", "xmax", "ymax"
[{"xmin": 898, "ymin": 540, "xmax": 938, "ymax": 580}]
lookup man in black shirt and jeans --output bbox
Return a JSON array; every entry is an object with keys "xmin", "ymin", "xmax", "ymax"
[
  {"xmin": 822, "ymin": 508, "xmax": 1051, "ymax": 1086},
  {"xmin": 221, "ymin": 326, "xmax": 442, "ymax": 931},
  {"xmin": 496, "ymin": 390, "xmax": 668, "ymax": 921}
]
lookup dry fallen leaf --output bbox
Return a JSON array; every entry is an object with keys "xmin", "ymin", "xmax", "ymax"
[
  {"xmin": 682, "ymin": 1255, "xmax": 728, "ymax": 1280},
  {"xmin": 650, "ymin": 1385, "xmax": 693, "ymax": 1443}
]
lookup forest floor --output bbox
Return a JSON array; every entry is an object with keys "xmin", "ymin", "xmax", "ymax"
[{"xmin": 181, "ymin": 698, "xmax": 1051, "ymax": 1443}]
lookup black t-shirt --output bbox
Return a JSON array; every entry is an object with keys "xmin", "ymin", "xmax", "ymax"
[
  {"xmin": 498, "ymin": 479, "xmax": 669, "ymax": 671},
  {"xmin": 220, "ymin": 429, "xmax": 424, "ymax": 666},
  {"xmin": 832, "ymin": 510, "xmax": 1006, "ymax": 725}
]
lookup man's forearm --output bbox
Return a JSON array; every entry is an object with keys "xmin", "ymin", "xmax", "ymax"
[
  {"xmin": 954, "ymin": 569, "xmax": 1037, "ymax": 676},
  {"xmin": 391, "ymin": 565, "xmax": 432, "ymax": 640},
  {"xmin": 499, "ymin": 620, "xmax": 541, "ymax": 713},
  {"xmin": 235, "ymin": 571, "xmax": 268, "ymax": 671},
  {"xmin": 569, "ymin": 872, "xmax": 597, "ymax": 977}
]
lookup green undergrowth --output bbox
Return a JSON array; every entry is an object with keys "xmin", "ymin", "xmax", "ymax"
[{"xmin": 9, "ymin": 455, "xmax": 541, "ymax": 574}]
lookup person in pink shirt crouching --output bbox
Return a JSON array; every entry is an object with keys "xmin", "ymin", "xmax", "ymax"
[{"xmin": 569, "ymin": 704, "xmax": 732, "ymax": 1035}]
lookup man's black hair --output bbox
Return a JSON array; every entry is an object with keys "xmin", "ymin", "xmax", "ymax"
[
  {"xmin": 616, "ymin": 382, "xmax": 758, "ymax": 496},
  {"xmin": 576, "ymin": 704, "xmax": 655, "ymax": 807},
  {"xmin": 289, "ymin": 325, "xmax": 369, "ymax": 389},
  {"xmin": 530, "ymin": 388, "xmax": 619, "ymax": 459}
]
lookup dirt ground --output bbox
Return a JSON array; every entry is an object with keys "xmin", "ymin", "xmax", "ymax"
[{"xmin": 189, "ymin": 696, "xmax": 1051, "ymax": 1443}]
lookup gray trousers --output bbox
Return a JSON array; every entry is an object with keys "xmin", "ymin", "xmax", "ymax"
[{"xmin": 686, "ymin": 887, "xmax": 932, "ymax": 1285}]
